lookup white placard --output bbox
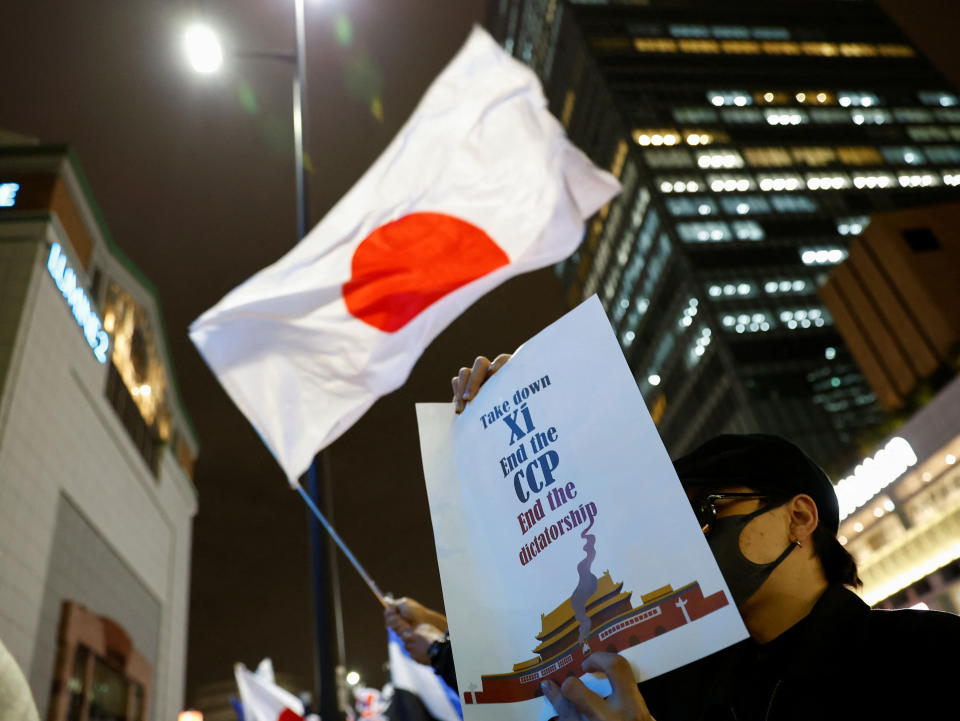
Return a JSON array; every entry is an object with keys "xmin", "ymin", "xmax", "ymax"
[{"xmin": 417, "ymin": 296, "xmax": 747, "ymax": 721}]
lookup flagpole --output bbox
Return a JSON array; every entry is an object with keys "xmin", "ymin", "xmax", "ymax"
[{"xmin": 297, "ymin": 481, "xmax": 388, "ymax": 606}]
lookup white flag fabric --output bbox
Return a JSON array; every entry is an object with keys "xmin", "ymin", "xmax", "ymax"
[
  {"xmin": 387, "ymin": 630, "xmax": 460, "ymax": 721},
  {"xmin": 189, "ymin": 25, "xmax": 620, "ymax": 482},
  {"xmin": 234, "ymin": 662, "xmax": 305, "ymax": 721}
]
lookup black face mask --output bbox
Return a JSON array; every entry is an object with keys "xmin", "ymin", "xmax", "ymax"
[{"xmin": 707, "ymin": 504, "xmax": 797, "ymax": 606}]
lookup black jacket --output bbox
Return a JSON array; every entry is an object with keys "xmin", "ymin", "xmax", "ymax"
[{"xmin": 639, "ymin": 584, "xmax": 960, "ymax": 720}]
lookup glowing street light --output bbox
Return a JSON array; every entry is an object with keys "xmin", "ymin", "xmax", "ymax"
[
  {"xmin": 183, "ymin": 24, "xmax": 223, "ymax": 74},
  {"xmin": 345, "ymin": 671, "xmax": 360, "ymax": 686}
]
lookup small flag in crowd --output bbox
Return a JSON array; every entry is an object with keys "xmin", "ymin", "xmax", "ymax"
[
  {"xmin": 386, "ymin": 630, "xmax": 460, "ymax": 721},
  {"xmin": 234, "ymin": 661, "xmax": 304, "ymax": 721},
  {"xmin": 189, "ymin": 25, "xmax": 620, "ymax": 483}
]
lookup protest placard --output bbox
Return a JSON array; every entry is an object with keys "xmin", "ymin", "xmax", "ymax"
[{"xmin": 416, "ymin": 296, "xmax": 747, "ymax": 721}]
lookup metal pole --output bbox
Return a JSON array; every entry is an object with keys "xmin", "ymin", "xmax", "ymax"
[{"xmin": 291, "ymin": 2, "xmax": 343, "ymax": 719}]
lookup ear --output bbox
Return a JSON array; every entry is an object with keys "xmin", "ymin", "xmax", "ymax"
[{"xmin": 786, "ymin": 494, "xmax": 819, "ymax": 543}]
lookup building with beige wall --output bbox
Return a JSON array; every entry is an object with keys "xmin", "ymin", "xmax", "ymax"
[{"xmin": 0, "ymin": 142, "xmax": 198, "ymax": 721}]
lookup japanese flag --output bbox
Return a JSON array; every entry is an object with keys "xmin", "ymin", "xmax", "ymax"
[
  {"xmin": 234, "ymin": 662, "xmax": 304, "ymax": 721},
  {"xmin": 189, "ymin": 26, "xmax": 620, "ymax": 483}
]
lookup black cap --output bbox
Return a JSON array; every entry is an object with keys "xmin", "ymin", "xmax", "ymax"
[{"xmin": 673, "ymin": 434, "xmax": 840, "ymax": 535}]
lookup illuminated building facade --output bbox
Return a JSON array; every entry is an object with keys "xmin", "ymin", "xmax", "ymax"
[
  {"xmin": 487, "ymin": 0, "xmax": 960, "ymax": 467},
  {"xmin": 0, "ymin": 142, "xmax": 199, "ymax": 721}
]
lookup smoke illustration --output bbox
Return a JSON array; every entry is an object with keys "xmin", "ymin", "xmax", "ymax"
[{"xmin": 569, "ymin": 514, "xmax": 598, "ymax": 645}]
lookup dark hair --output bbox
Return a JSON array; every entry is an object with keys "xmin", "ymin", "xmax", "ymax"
[{"xmin": 811, "ymin": 524, "xmax": 862, "ymax": 587}]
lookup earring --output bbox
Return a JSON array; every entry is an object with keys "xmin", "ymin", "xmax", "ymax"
[{"xmin": 792, "ymin": 538, "xmax": 802, "ymax": 549}]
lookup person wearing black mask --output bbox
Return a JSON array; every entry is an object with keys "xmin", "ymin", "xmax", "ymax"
[{"xmin": 451, "ymin": 357, "xmax": 960, "ymax": 721}]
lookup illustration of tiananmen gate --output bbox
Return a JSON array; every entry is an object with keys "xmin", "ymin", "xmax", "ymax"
[{"xmin": 462, "ymin": 571, "xmax": 728, "ymax": 705}]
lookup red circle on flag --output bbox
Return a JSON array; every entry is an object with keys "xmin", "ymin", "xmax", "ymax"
[
  {"xmin": 342, "ymin": 212, "xmax": 509, "ymax": 333},
  {"xmin": 278, "ymin": 710, "xmax": 303, "ymax": 721}
]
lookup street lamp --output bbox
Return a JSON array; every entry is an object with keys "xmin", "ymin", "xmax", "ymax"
[{"xmin": 180, "ymin": 4, "xmax": 342, "ymax": 720}]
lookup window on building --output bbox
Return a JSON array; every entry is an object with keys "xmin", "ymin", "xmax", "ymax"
[
  {"xmin": 836, "ymin": 146, "xmax": 883, "ymax": 165},
  {"xmin": 919, "ymin": 91, "xmax": 959, "ymax": 107},
  {"xmin": 763, "ymin": 278, "xmax": 809, "ymax": 295},
  {"xmin": 721, "ymin": 39, "xmax": 761, "ymax": 54},
  {"xmin": 713, "ymin": 26, "xmax": 751, "ymax": 39},
  {"xmin": 721, "ymin": 311, "xmax": 774, "ymax": 334},
  {"xmin": 802, "ymin": 42, "xmax": 840, "ymax": 57},
  {"xmin": 851, "ymin": 109, "xmax": 891, "ymax": 125},
  {"xmin": 644, "ymin": 148, "xmax": 694, "ymax": 167},
  {"xmin": 778, "ymin": 306, "xmax": 831, "ymax": 329},
  {"xmin": 707, "ymin": 173, "xmax": 755, "ymax": 192},
  {"xmin": 937, "ymin": 108, "xmax": 960, "ymax": 122},
  {"xmin": 707, "ymin": 90, "xmax": 752, "ymax": 107},
  {"xmin": 897, "ymin": 171, "xmax": 940, "ymax": 187},
  {"xmin": 666, "ymin": 196, "xmax": 718, "ymax": 217},
  {"xmin": 851, "ymin": 172, "xmax": 896, "ymax": 189},
  {"xmin": 792, "ymin": 147, "xmax": 836, "ymax": 166},
  {"xmin": 771, "ymin": 194, "xmax": 818, "ymax": 213},
  {"xmin": 902, "ymin": 227, "xmax": 940, "ymax": 252},
  {"xmin": 839, "ymin": 43, "xmax": 877, "ymax": 57},
  {"xmin": 678, "ymin": 38, "xmax": 720, "ymax": 53},
  {"xmin": 669, "ymin": 24, "xmax": 710, "ymax": 38},
  {"xmin": 943, "ymin": 170, "xmax": 960, "ymax": 186},
  {"xmin": 752, "ymin": 27, "xmax": 790, "ymax": 40},
  {"xmin": 877, "ymin": 44, "xmax": 915, "ymax": 57},
  {"xmin": 732, "ymin": 220, "xmax": 765, "ymax": 240},
  {"xmin": 687, "ymin": 325, "xmax": 713, "ymax": 369},
  {"xmin": 805, "ymin": 173, "xmax": 851, "ymax": 190},
  {"xmin": 633, "ymin": 129, "xmax": 682, "ymax": 146},
  {"xmin": 882, "ymin": 146, "xmax": 926, "ymax": 165},
  {"xmin": 673, "ymin": 107, "xmax": 718, "ymax": 123},
  {"xmin": 634, "ymin": 38, "xmax": 678, "ymax": 52},
  {"xmin": 696, "ymin": 150, "xmax": 744, "ymax": 169},
  {"xmin": 757, "ymin": 173, "xmax": 804, "ymax": 191},
  {"xmin": 924, "ymin": 145, "xmax": 960, "ymax": 164},
  {"xmin": 658, "ymin": 176, "xmax": 704, "ymax": 193},
  {"xmin": 677, "ymin": 221, "xmax": 732, "ymax": 242},
  {"xmin": 720, "ymin": 195, "xmax": 771, "ymax": 215},
  {"xmin": 723, "ymin": 108, "xmax": 764, "ymax": 123},
  {"xmin": 744, "ymin": 147, "xmax": 792, "ymax": 167},
  {"xmin": 893, "ymin": 107, "xmax": 934, "ymax": 123},
  {"xmin": 800, "ymin": 247, "xmax": 847, "ymax": 265},
  {"xmin": 906, "ymin": 125, "xmax": 951, "ymax": 142},
  {"xmin": 837, "ymin": 216, "xmax": 870, "ymax": 236},
  {"xmin": 765, "ymin": 109, "xmax": 808, "ymax": 125},
  {"xmin": 761, "ymin": 41, "xmax": 801, "ymax": 55},
  {"xmin": 810, "ymin": 108, "xmax": 851, "ymax": 124},
  {"xmin": 707, "ymin": 280, "xmax": 757, "ymax": 299}
]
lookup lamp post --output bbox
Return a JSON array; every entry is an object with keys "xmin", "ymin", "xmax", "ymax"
[{"xmin": 183, "ymin": 6, "xmax": 345, "ymax": 720}]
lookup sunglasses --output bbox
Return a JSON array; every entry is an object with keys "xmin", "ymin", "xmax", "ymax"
[{"xmin": 690, "ymin": 492, "xmax": 771, "ymax": 534}]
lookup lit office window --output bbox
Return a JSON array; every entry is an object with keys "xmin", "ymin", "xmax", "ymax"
[
  {"xmin": 839, "ymin": 43, "xmax": 878, "ymax": 57},
  {"xmin": 679, "ymin": 38, "xmax": 720, "ymax": 53},
  {"xmin": 721, "ymin": 312, "xmax": 774, "ymax": 334},
  {"xmin": 810, "ymin": 108, "xmax": 851, "ymax": 124},
  {"xmin": 687, "ymin": 325, "xmax": 713, "ymax": 368},
  {"xmin": 924, "ymin": 145, "xmax": 960, "ymax": 163},
  {"xmin": 882, "ymin": 146, "xmax": 926, "ymax": 165},
  {"xmin": 805, "ymin": 173, "xmax": 851, "ymax": 190},
  {"xmin": 950, "ymin": 127, "xmax": 960, "ymax": 142},
  {"xmin": 669, "ymin": 24, "xmax": 710, "ymax": 38},
  {"xmin": 723, "ymin": 108, "xmax": 764, "ymax": 123},
  {"xmin": 743, "ymin": 147, "xmax": 792, "ymax": 167},
  {"xmin": 765, "ymin": 109, "xmax": 808, "ymax": 125},
  {"xmin": 708, "ymin": 281, "xmax": 756, "ymax": 298},
  {"xmin": 673, "ymin": 107, "xmax": 719, "ymax": 123},
  {"xmin": 708, "ymin": 90, "xmax": 753, "ymax": 107},
  {"xmin": 893, "ymin": 107, "xmax": 934, "ymax": 123},
  {"xmin": 851, "ymin": 109, "xmax": 891, "ymax": 125},
  {"xmin": 943, "ymin": 171, "xmax": 960, "ymax": 186},
  {"xmin": 919, "ymin": 91, "xmax": 959, "ymax": 107},
  {"xmin": 756, "ymin": 91, "xmax": 789, "ymax": 104},
  {"xmin": 851, "ymin": 172, "xmax": 896, "ymax": 189},
  {"xmin": 906, "ymin": 126, "xmax": 951, "ymax": 142},
  {"xmin": 771, "ymin": 194, "xmax": 818, "ymax": 213},
  {"xmin": 666, "ymin": 197, "xmax": 718, "ymax": 217},
  {"xmin": 677, "ymin": 221, "xmax": 732, "ymax": 242},
  {"xmin": 897, "ymin": 172, "xmax": 940, "ymax": 187},
  {"xmin": 838, "ymin": 92, "xmax": 881, "ymax": 108},
  {"xmin": 720, "ymin": 195, "xmax": 771, "ymax": 215},
  {"xmin": 763, "ymin": 279, "xmax": 808, "ymax": 295},
  {"xmin": 708, "ymin": 174, "xmax": 755, "ymax": 192},
  {"xmin": 762, "ymin": 41, "xmax": 801, "ymax": 55},
  {"xmin": 778, "ymin": 307, "xmax": 831, "ymax": 329},
  {"xmin": 791, "ymin": 147, "xmax": 836, "ymax": 166},
  {"xmin": 757, "ymin": 173, "xmax": 803, "ymax": 191},
  {"xmin": 721, "ymin": 40, "xmax": 761, "ymax": 54},
  {"xmin": 732, "ymin": 220, "xmax": 765, "ymax": 240},
  {"xmin": 634, "ymin": 38, "xmax": 678, "ymax": 52},
  {"xmin": 634, "ymin": 129, "xmax": 682, "ymax": 146},
  {"xmin": 713, "ymin": 26, "xmax": 751, "ymax": 39},
  {"xmin": 752, "ymin": 27, "xmax": 790, "ymax": 40},
  {"xmin": 837, "ymin": 216, "xmax": 870, "ymax": 235},
  {"xmin": 697, "ymin": 150, "xmax": 744, "ymax": 169},
  {"xmin": 644, "ymin": 148, "xmax": 694, "ymax": 167},
  {"xmin": 800, "ymin": 247, "xmax": 847, "ymax": 265},
  {"xmin": 877, "ymin": 44, "xmax": 915, "ymax": 57},
  {"xmin": 802, "ymin": 42, "xmax": 840, "ymax": 57},
  {"xmin": 836, "ymin": 146, "xmax": 883, "ymax": 165},
  {"xmin": 677, "ymin": 297, "xmax": 699, "ymax": 329},
  {"xmin": 658, "ymin": 176, "xmax": 703, "ymax": 193},
  {"xmin": 684, "ymin": 130, "xmax": 718, "ymax": 146},
  {"xmin": 936, "ymin": 109, "xmax": 960, "ymax": 122}
]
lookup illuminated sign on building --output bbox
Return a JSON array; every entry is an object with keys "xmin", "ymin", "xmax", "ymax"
[
  {"xmin": 835, "ymin": 436, "xmax": 917, "ymax": 519},
  {"xmin": 46, "ymin": 242, "xmax": 110, "ymax": 363},
  {"xmin": 0, "ymin": 182, "xmax": 19, "ymax": 207}
]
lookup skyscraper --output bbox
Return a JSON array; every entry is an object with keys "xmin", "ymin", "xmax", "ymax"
[{"xmin": 487, "ymin": 0, "xmax": 960, "ymax": 470}]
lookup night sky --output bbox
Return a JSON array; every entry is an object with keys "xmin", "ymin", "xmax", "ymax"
[{"xmin": 2, "ymin": 0, "xmax": 959, "ymax": 709}]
